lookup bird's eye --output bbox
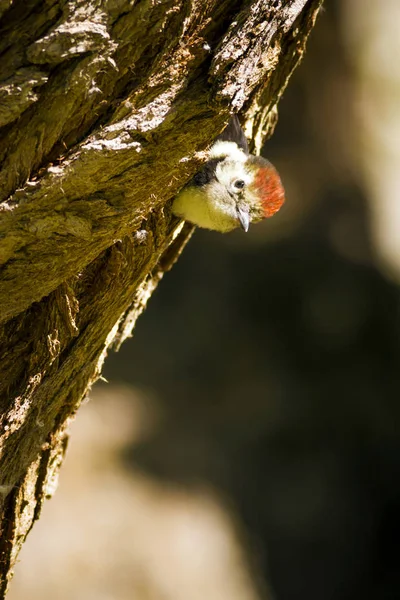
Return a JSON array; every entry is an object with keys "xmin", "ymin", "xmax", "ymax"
[{"xmin": 233, "ymin": 179, "xmax": 245, "ymax": 189}]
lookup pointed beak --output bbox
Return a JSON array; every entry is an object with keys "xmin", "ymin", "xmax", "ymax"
[{"xmin": 237, "ymin": 206, "xmax": 250, "ymax": 232}]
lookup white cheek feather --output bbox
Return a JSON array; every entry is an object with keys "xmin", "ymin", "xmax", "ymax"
[
  {"xmin": 215, "ymin": 160, "xmax": 253, "ymax": 192},
  {"xmin": 209, "ymin": 141, "xmax": 248, "ymax": 163}
]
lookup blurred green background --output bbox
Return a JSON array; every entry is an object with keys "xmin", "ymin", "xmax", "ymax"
[{"xmin": 10, "ymin": 2, "xmax": 400, "ymax": 599}]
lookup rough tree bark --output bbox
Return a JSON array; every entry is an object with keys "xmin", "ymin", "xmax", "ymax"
[{"xmin": 0, "ymin": 0, "xmax": 322, "ymax": 595}]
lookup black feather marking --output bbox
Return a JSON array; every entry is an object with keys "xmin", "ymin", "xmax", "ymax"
[
  {"xmin": 191, "ymin": 157, "xmax": 224, "ymax": 187},
  {"xmin": 215, "ymin": 115, "xmax": 249, "ymax": 154},
  {"xmin": 188, "ymin": 116, "xmax": 248, "ymax": 188}
]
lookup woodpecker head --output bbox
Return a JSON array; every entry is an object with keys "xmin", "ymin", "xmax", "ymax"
[{"xmin": 172, "ymin": 136, "xmax": 285, "ymax": 233}]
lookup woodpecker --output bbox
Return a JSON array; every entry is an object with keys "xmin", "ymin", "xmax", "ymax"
[{"xmin": 172, "ymin": 116, "xmax": 285, "ymax": 233}]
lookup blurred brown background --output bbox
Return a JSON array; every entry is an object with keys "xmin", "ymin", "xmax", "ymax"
[{"xmin": 9, "ymin": 2, "xmax": 400, "ymax": 599}]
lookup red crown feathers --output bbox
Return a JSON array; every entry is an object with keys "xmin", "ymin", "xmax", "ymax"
[
  {"xmin": 247, "ymin": 156, "xmax": 285, "ymax": 218},
  {"xmin": 255, "ymin": 166, "xmax": 285, "ymax": 218}
]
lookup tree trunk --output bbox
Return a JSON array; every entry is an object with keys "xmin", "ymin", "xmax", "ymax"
[{"xmin": 0, "ymin": 0, "xmax": 322, "ymax": 595}]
